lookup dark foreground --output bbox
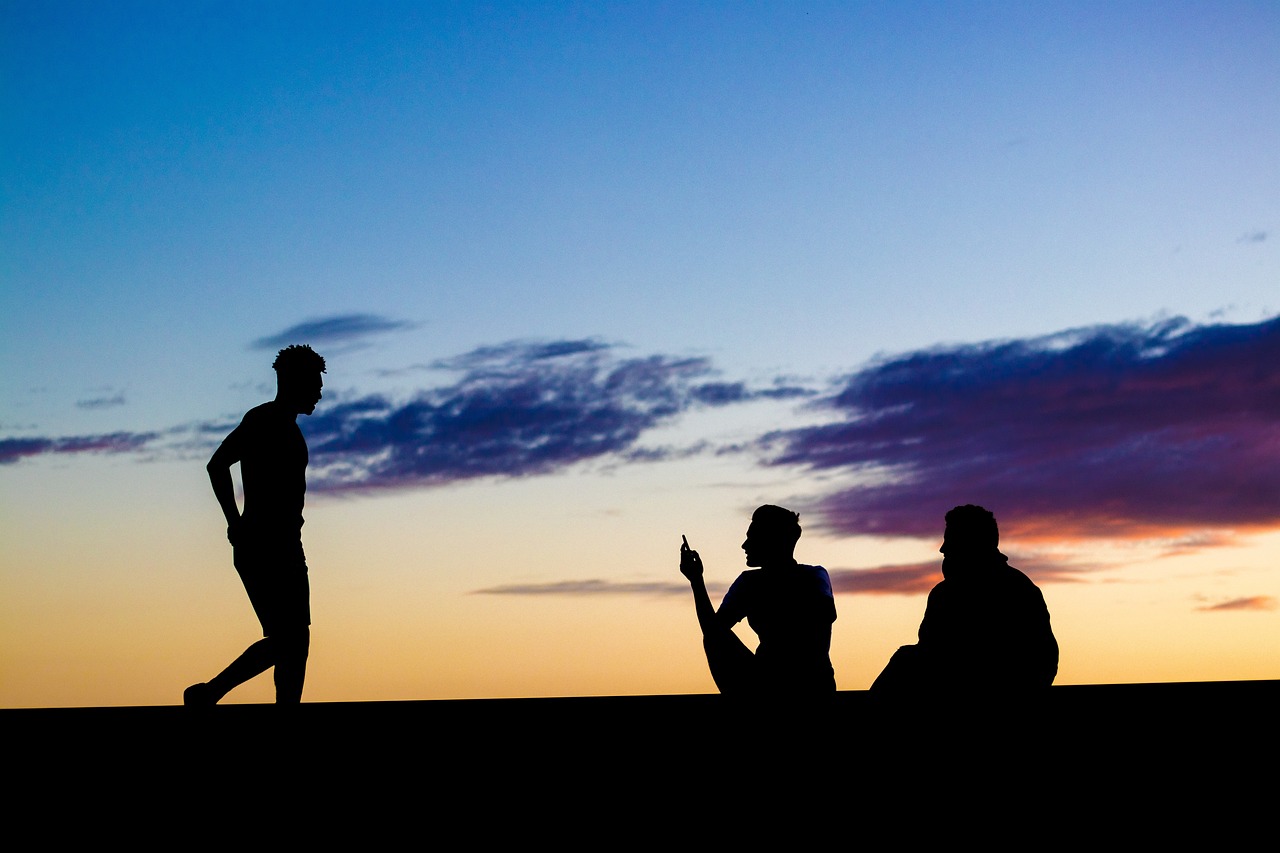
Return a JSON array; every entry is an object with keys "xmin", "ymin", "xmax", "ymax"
[{"xmin": 7, "ymin": 680, "xmax": 1275, "ymax": 840}]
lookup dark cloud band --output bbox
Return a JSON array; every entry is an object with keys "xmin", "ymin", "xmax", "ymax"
[
  {"xmin": 304, "ymin": 340, "xmax": 806, "ymax": 492},
  {"xmin": 0, "ymin": 432, "xmax": 158, "ymax": 464},
  {"xmin": 764, "ymin": 315, "xmax": 1280, "ymax": 542}
]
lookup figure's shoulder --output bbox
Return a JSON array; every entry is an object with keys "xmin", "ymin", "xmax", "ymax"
[
  {"xmin": 997, "ymin": 563, "xmax": 1047, "ymax": 599},
  {"xmin": 720, "ymin": 570, "xmax": 760, "ymax": 613},
  {"xmin": 797, "ymin": 563, "xmax": 834, "ymax": 596},
  {"xmin": 1001, "ymin": 562, "xmax": 1037, "ymax": 585},
  {"xmin": 243, "ymin": 400, "xmax": 294, "ymax": 428},
  {"xmin": 926, "ymin": 577, "xmax": 951, "ymax": 599},
  {"xmin": 230, "ymin": 402, "xmax": 295, "ymax": 446},
  {"xmin": 240, "ymin": 401, "xmax": 275, "ymax": 423},
  {"xmin": 730, "ymin": 568, "xmax": 775, "ymax": 597}
]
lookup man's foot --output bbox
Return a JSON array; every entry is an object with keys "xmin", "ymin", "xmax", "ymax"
[{"xmin": 183, "ymin": 682, "xmax": 217, "ymax": 706}]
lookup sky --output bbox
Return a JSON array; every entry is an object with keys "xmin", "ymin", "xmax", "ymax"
[{"xmin": 2, "ymin": 0, "xmax": 1277, "ymax": 707}]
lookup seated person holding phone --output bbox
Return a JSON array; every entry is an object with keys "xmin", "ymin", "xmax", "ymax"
[{"xmin": 679, "ymin": 505, "xmax": 837, "ymax": 699}]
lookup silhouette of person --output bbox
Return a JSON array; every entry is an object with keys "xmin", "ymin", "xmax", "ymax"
[
  {"xmin": 680, "ymin": 505, "xmax": 837, "ymax": 699},
  {"xmin": 184, "ymin": 344, "xmax": 325, "ymax": 705},
  {"xmin": 870, "ymin": 504, "xmax": 1058, "ymax": 707}
]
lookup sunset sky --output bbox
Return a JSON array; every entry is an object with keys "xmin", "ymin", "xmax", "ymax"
[{"xmin": 2, "ymin": 1, "xmax": 1277, "ymax": 707}]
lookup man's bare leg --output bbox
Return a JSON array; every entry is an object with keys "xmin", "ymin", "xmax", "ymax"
[
  {"xmin": 272, "ymin": 628, "xmax": 310, "ymax": 704},
  {"xmin": 185, "ymin": 637, "xmax": 277, "ymax": 705},
  {"xmin": 703, "ymin": 628, "xmax": 757, "ymax": 696}
]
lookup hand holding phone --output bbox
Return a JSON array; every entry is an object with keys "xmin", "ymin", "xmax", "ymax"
[{"xmin": 680, "ymin": 534, "xmax": 703, "ymax": 580}]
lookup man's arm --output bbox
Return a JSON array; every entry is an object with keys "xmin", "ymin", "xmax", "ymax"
[
  {"xmin": 680, "ymin": 537, "xmax": 733, "ymax": 637},
  {"xmin": 207, "ymin": 426, "xmax": 244, "ymax": 544}
]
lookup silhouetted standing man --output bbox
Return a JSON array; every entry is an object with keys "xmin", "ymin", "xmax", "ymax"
[
  {"xmin": 871, "ymin": 504, "xmax": 1057, "ymax": 707},
  {"xmin": 185, "ymin": 344, "xmax": 325, "ymax": 705},
  {"xmin": 680, "ymin": 505, "xmax": 837, "ymax": 700}
]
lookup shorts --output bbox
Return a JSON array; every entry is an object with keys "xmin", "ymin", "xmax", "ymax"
[{"xmin": 233, "ymin": 533, "xmax": 311, "ymax": 636}]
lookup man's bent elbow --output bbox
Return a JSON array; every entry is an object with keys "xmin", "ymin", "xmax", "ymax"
[{"xmin": 207, "ymin": 446, "xmax": 233, "ymax": 474}]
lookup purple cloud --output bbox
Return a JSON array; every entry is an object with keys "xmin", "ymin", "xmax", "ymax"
[
  {"xmin": 0, "ymin": 431, "xmax": 159, "ymax": 464},
  {"xmin": 304, "ymin": 340, "xmax": 798, "ymax": 492},
  {"xmin": 763, "ymin": 315, "xmax": 1280, "ymax": 542}
]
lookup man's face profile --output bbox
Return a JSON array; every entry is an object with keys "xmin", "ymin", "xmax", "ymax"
[
  {"xmin": 280, "ymin": 371, "xmax": 323, "ymax": 416},
  {"xmin": 747, "ymin": 522, "xmax": 762, "ymax": 568},
  {"xmin": 940, "ymin": 523, "xmax": 989, "ymax": 578},
  {"xmin": 742, "ymin": 522, "xmax": 788, "ymax": 567}
]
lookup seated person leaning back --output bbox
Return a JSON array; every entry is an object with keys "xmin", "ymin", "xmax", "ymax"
[
  {"xmin": 680, "ymin": 505, "xmax": 837, "ymax": 699},
  {"xmin": 870, "ymin": 503, "xmax": 1058, "ymax": 709}
]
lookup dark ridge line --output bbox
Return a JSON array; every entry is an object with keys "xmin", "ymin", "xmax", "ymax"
[{"xmin": 4, "ymin": 678, "xmax": 1275, "ymax": 714}]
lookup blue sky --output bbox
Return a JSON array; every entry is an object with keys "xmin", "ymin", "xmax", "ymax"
[{"xmin": 2, "ymin": 1, "xmax": 1278, "ymax": 705}]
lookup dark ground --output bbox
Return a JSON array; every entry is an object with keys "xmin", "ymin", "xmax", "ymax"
[{"xmin": 6, "ymin": 680, "xmax": 1274, "ymax": 842}]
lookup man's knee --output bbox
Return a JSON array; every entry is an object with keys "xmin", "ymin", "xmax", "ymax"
[
  {"xmin": 281, "ymin": 626, "xmax": 310, "ymax": 656},
  {"xmin": 264, "ymin": 626, "xmax": 309, "ymax": 656}
]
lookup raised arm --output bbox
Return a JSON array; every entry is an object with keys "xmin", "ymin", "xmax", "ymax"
[{"xmin": 681, "ymin": 536, "xmax": 726, "ymax": 637}]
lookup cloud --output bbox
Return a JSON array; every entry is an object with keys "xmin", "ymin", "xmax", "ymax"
[
  {"xmin": 0, "ymin": 431, "xmax": 159, "ymax": 464},
  {"xmin": 477, "ymin": 557, "xmax": 1089, "ymax": 600},
  {"xmin": 1238, "ymin": 231, "xmax": 1267, "ymax": 244},
  {"xmin": 0, "ymin": 339, "xmax": 802, "ymax": 477},
  {"xmin": 828, "ymin": 554, "xmax": 1092, "ymax": 595},
  {"xmin": 762, "ymin": 315, "xmax": 1280, "ymax": 543},
  {"xmin": 1159, "ymin": 532, "xmax": 1239, "ymax": 557},
  {"xmin": 76, "ymin": 393, "xmax": 126, "ymax": 410},
  {"xmin": 829, "ymin": 562, "xmax": 940, "ymax": 595},
  {"xmin": 251, "ymin": 314, "xmax": 415, "ymax": 350},
  {"xmin": 472, "ymin": 579, "xmax": 720, "ymax": 597},
  {"xmin": 433, "ymin": 339, "xmax": 612, "ymax": 369},
  {"xmin": 1197, "ymin": 596, "xmax": 1277, "ymax": 612},
  {"xmin": 688, "ymin": 381, "xmax": 813, "ymax": 406},
  {"xmin": 304, "ymin": 340, "xmax": 796, "ymax": 492}
]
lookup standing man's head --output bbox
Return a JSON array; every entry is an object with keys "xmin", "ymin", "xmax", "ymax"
[
  {"xmin": 273, "ymin": 344, "xmax": 326, "ymax": 415},
  {"xmin": 940, "ymin": 504, "xmax": 1000, "ymax": 576},
  {"xmin": 742, "ymin": 504, "xmax": 802, "ymax": 567}
]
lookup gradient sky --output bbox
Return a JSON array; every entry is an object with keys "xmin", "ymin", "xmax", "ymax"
[{"xmin": 2, "ymin": 1, "xmax": 1277, "ymax": 707}]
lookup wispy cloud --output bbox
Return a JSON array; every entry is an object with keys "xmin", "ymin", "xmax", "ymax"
[
  {"xmin": 1237, "ymin": 231, "xmax": 1267, "ymax": 244},
  {"xmin": 76, "ymin": 393, "xmax": 126, "ymax": 410},
  {"xmin": 0, "ymin": 432, "xmax": 159, "ymax": 464},
  {"xmin": 0, "ymin": 339, "xmax": 807, "ymax": 474},
  {"xmin": 762, "ymin": 315, "xmax": 1280, "ymax": 543},
  {"xmin": 304, "ymin": 340, "xmax": 809, "ymax": 492},
  {"xmin": 434, "ymin": 339, "xmax": 612, "ymax": 368},
  {"xmin": 828, "ymin": 554, "xmax": 1093, "ymax": 595},
  {"xmin": 251, "ymin": 314, "xmax": 415, "ymax": 350},
  {"xmin": 829, "ymin": 562, "xmax": 940, "ymax": 595},
  {"xmin": 1159, "ymin": 532, "xmax": 1239, "ymax": 557},
  {"xmin": 1196, "ymin": 596, "xmax": 1277, "ymax": 612},
  {"xmin": 472, "ymin": 579, "xmax": 721, "ymax": 597}
]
